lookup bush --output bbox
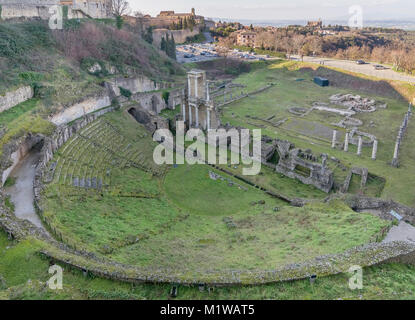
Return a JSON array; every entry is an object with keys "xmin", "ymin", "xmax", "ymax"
[
  {"xmin": 162, "ymin": 91, "xmax": 170, "ymax": 104},
  {"xmin": 116, "ymin": 16, "xmax": 124, "ymax": 30},
  {"xmin": 119, "ymin": 86, "xmax": 132, "ymax": 98}
]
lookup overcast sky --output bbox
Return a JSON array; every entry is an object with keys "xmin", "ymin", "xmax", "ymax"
[{"xmin": 129, "ymin": 0, "xmax": 415, "ymax": 21}]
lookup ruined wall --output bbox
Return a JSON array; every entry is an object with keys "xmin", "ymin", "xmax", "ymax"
[
  {"xmin": 0, "ymin": 0, "xmax": 58, "ymax": 20},
  {"xmin": 0, "ymin": 86, "xmax": 34, "ymax": 113},
  {"xmin": 346, "ymin": 195, "xmax": 415, "ymax": 225},
  {"xmin": 153, "ymin": 28, "xmax": 200, "ymax": 47},
  {"xmin": 49, "ymin": 95, "xmax": 111, "ymax": 125},
  {"xmin": 1, "ymin": 134, "xmax": 44, "ymax": 186},
  {"xmin": 129, "ymin": 91, "xmax": 167, "ymax": 114},
  {"xmin": 107, "ymin": 76, "xmax": 166, "ymax": 96}
]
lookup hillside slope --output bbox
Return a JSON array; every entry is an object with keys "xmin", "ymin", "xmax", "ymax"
[{"xmin": 0, "ymin": 20, "xmax": 184, "ymax": 109}]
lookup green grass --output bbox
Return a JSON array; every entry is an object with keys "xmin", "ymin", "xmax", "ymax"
[
  {"xmin": 219, "ymin": 60, "xmax": 415, "ymax": 205},
  {"xmin": 0, "ymin": 99, "xmax": 39, "ymax": 127},
  {"xmin": 3, "ymin": 177, "xmax": 16, "ymax": 188},
  {"xmin": 40, "ymin": 112, "xmax": 389, "ymax": 274},
  {"xmin": 163, "ymin": 163, "xmax": 286, "ymax": 216},
  {"xmin": 1, "ymin": 230, "xmax": 415, "ymax": 300}
]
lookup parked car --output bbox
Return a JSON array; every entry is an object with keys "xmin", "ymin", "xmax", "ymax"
[
  {"xmin": 356, "ymin": 60, "xmax": 366, "ymax": 65},
  {"xmin": 374, "ymin": 64, "xmax": 387, "ymax": 70}
]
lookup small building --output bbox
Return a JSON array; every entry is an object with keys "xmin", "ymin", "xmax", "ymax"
[
  {"xmin": 236, "ymin": 31, "xmax": 257, "ymax": 47},
  {"xmin": 307, "ymin": 19, "xmax": 323, "ymax": 29}
]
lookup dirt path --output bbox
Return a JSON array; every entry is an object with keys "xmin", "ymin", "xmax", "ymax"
[
  {"xmin": 292, "ymin": 55, "xmax": 415, "ymax": 84},
  {"xmin": 4, "ymin": 151, "xmax": 45, "ymax": 230},
  {"xmin": 383, "ymin": 221, "xmax": 415, "ymax": 244}
]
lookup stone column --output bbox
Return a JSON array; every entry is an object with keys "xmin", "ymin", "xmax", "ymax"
[
  {"xmin": 371, "ymin": 140, "xmax": 378, "ymax": 160},
  {"xmin": 393, "ymin": 139, "xmax": 400, "ymax": 160},
  {"xmin": 182, "ymin": 102, "xmax": 186, "ymax": 122},
  {"xmin": 331, "ymin": 130, "xmax": 337, "ymax": 149},
  {"xmin": 344, "ymin": 132, "xmax": 349, "ymax": 152},
  {"xmin": 357, "ymin": 136, "xmax": 363, "ymax": 156},
  {"xmin": 206, "ymin": 81, "xmax": 210, "ymax": 102},
  {"xmin": 188, "ymin": 76, "xmax": 192, "ymax": 98},
  {"xmin": 194, "ymin": 76, "xmax": 198, "ymax": 99},
  {"xmin": 188, "ymin": 104, "xmax": 192, "ymax": 127},
  {"xmin": 195, "ymin": 105, "xmax": 199, "ymax": 128},
  {"xmin": 206, "ymin": 108, "xmax": 210, "ymax": 131}
]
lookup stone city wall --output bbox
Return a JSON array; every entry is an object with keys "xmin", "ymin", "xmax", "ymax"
[{"xmin": 153, "ymin": 28, "xmax": 200, "ymax": 47}]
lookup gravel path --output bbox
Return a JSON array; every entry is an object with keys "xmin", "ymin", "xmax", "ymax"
[{"xmin": 383, "ymin": 221, "xmax": 415, "ymax": 244}]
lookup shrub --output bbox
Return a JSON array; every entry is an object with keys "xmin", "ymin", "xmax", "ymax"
[
  {"xmin": 162, "ymin": 91, "xmax": 170, "ymax": 104},
  {"xmin": 119, "ymin": 86, "xmax": 132, "ymax": 98}
]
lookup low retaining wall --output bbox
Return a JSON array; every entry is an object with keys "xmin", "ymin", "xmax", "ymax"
[
  {"xmin": 0, "ymin": 86, "xmax": 33, "ymax": 113},
  {"xmin": 49, "ymin": 95, "xmax": 112, "ymax": 126},
  {"xmin": 345, "ymin": 195, "xmax": 415, "ymax": 225}
]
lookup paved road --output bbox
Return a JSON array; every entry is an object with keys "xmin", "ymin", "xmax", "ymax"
[
  {"xmin": 292, "ymin": 55, "xmax": 415, "ymax": 84},
  {"xmin": 5, "ymin": 151, "xmax": 45, "ymax": 230}
]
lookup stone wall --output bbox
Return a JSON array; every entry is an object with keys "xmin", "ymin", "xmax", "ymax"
[
  {"xmin": 1, "ymin": 134, "xmax": 44, "ymax": 186},
  {"xmin": 49, "ymin": 94, "xmax": 111, "ymax": 125},
  {"xmin": 48, "ymin": 75, "xmax": 174, "ymax": 126},
  {"xmin": 37, "ymin": 107, "xmax": 115, "ymax": 173},
  {"xmin": 129, "ymin": 91, "xmax": 167, "ymax": 114},
  {"xmin": 391, "ymin": 104, "xmax": 412, "ymax": 167},
  {"xmin": 0, "ymin": 86, "xmax": 34, "ymax": 113},
  {"xmin": 0, "ymin": 0, "xmax": 109, "ymax": 20},
  {"xmin": 107, "ymin": 76, "xmax": 167, "ymax": 97},
  {"xmin": 346, "ymin": 195, "xmax": 415, "ymax": 225},
  {"xmin": 153, "ymin": 28, "xmax": 200, "ymax": 47}
]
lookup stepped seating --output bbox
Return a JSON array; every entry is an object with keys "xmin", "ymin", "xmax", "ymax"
[{"xmin": 48, "ymin": 119, "xmax": 166, "ymax": 190}]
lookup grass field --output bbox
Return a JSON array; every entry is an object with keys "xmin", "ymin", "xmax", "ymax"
[
  {"xmin": 1, "ymin": 230, "xmax": 415, "ymax": 300},
  {"xmin": 39, "ymin": 111, "xmax": 389, "ymax": 275},
  {"xmin": 218, "ymin": 60, "xmax": 415, "ymax": 206}
]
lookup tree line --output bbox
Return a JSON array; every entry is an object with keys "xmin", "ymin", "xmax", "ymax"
[
  {"xmin": 161, "ymin": 33, "xmax": 176, "ymax": 60},
  {"xmin": 221, "ymin": 27, "xmax": 415, "ymax": 74}
]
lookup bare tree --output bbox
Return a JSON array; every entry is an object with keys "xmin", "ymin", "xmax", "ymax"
[{"xmin": 110, "ymin": 0, "xmax": 131, "ymax": 17}]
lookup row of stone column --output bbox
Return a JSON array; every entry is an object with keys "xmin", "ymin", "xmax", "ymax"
[
  {"xmin": 182, "ymin": 103, "xmax": 211, "ymax": 130},
  {"xmin": 391, "ymin": 103, "xmax": 412, "ymax": 167},
  {"xmin": 332, "ymin": 130, "xmax": 378, "ymax": 160}
]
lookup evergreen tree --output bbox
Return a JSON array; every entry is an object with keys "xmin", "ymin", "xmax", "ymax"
[
  {"xmin": 160, "ymin": 36, "xmax": 167, "ymax": 51},
  {"xmin": 143, "ymin": 26, "xmax": 153, "ymax": 44},
  {"xmin": 169, "ymin": 35, "xmax": 177, "ymax": 60}
]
